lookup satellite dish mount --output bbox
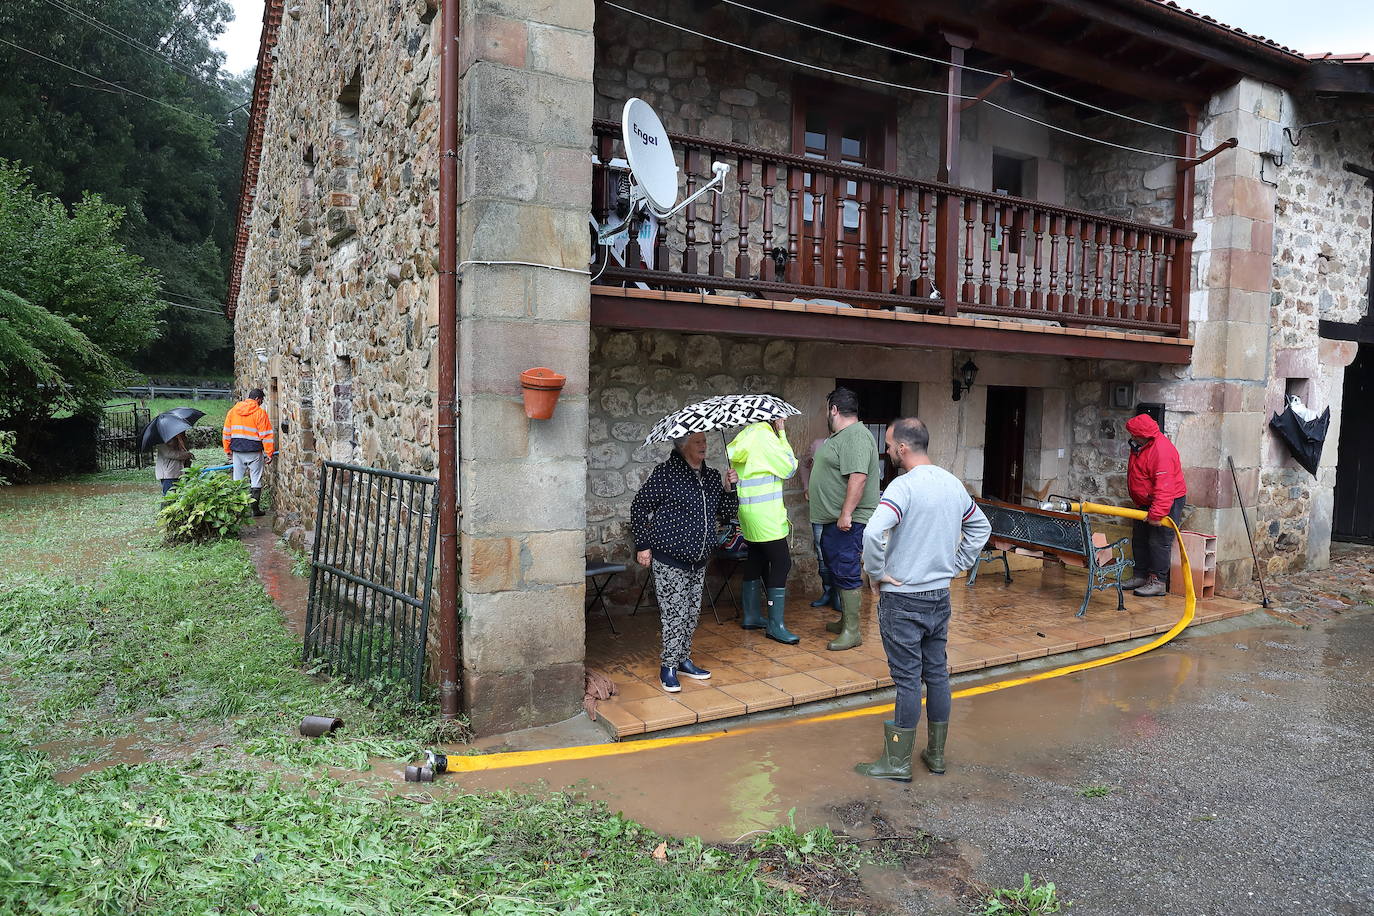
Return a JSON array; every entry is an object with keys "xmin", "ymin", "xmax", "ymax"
[{"xmin": 598, "ymin": 98, "xmax": 730, "ymax": 242}]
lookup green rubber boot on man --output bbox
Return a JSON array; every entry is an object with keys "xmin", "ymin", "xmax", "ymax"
[
  {"xmin": 740, "ymin": 578, "xmax": 766, "ymax": 630},
  {"xmin": 920, "ymin": 721, "xmax": 948, "ymax": 774},
  {"xmin": 826, "ymin": 588, "xmax": 863, "ymax": 651},
  {"xmin": 855, "ymin": 721, "xmax": 915, "ymax": 782}
]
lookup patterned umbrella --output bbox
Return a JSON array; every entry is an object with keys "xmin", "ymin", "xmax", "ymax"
[{"xmin": 643, "ymin": 394, "xmax": 801, "ymax": 446}]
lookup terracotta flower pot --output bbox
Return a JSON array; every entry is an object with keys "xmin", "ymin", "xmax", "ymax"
[{"xmin": 520, "ymin": 367, "xmax": 566, "ymax": 419}]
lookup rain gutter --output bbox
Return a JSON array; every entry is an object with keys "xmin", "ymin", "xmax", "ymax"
[{"xmin": 435, "ymin": 0, "xmax": 460, "ymax": 718}]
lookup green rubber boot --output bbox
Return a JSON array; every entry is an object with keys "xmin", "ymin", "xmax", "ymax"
[
  {"xmin": 920, "ymin": 721, "xmax": 948, "ymax": 775},
  {"xmin": 740, "ymin": 578, "xmax": 766, "ymax": 630},
  {"xmin": 765, "ymin": 587, "xmax": 800, "ymax": 645},
  {"xmin": 825, "ymin": 613, "xmax": 843, "ymax": 634},
  {"xmin": 827, "ymin": 588, "xmax": 863, "ymax": 651},
  {"xmin": 854, "ymin": 721, "xmax": 915, "ymax": 782}
]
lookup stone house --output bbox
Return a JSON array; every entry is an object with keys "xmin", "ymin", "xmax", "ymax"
[{"xmin": 228, "ymin": 0, "xmax": 1374, "ymax": 733}]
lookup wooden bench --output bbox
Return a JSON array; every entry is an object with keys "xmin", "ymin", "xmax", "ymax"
[{"xmin": 967, "ymin": 497, "xmax": 1130, "ymax": 617}]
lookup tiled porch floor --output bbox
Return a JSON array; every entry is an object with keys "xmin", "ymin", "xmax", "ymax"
[{"xmin": 586, "ymin": 565, "xmax": 1254, "ymax": 738}]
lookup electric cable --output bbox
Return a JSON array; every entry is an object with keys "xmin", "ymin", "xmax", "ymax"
[
  {"xmin": 604, "ymin": 2, "xmax": 1197, "ymax": 161},
  {"xmin": 717, "ymin": 0, "xmax": 1201, "ymax": 138},
  {"xmin": 0, "ymin": 36, "xmax": 221, "ymax": 126},
  {"xmin": 37, "ymin": 0, "xmax": 250, "ymax": 114}
]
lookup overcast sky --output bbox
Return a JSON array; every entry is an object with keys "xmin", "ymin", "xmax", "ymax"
[{"xmin": 212, "ymin": 0, "xmax": 1374, "ymax": 77}]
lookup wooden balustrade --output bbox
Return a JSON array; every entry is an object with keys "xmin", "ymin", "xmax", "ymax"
[{"xmin": 592, "ymin": 120, "xmax": 1192, "ymax": 337}]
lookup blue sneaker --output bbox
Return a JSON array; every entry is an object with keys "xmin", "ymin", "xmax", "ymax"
[
  {"xmin": 659, "ymin": 666, "xmax": 681, "ymax": 693},
  {"xmin": 678, "ymin": 659, "xmax": 711, "ymax": 680}
]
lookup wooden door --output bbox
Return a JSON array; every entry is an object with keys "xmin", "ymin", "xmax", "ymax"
[
  {"xmin": 983, "ymin": 386, "xmax": 1027, "ymax": 503},
  {"xmin": 1334, "ymin": 344, "xmax": 1373, "ymax": 542},
  {"xmin": 792, "ymin": 83, "xmax": 895, "ymax": 295}
]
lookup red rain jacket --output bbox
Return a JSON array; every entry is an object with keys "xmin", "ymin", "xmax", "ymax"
[{"xmin": 1125, "ymin": 414, "xmax": 1186, "ymax": 522}]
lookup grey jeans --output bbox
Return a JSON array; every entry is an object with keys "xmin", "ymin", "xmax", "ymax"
[{"xmin": 877, "ymin": 589, "xmax": 953, "ymax": 729}]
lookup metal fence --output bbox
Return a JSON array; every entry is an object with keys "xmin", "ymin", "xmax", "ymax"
[
  {"xmin": 97, "ymin": 402, "xmax": 150, "ymax": 471},
  {"xmin": 302, "ymin": 461, "xmax": 440, "ymax": 701}
]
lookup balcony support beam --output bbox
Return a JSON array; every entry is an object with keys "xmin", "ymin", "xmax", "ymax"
[{"xmin": 936, "ymin": 32, "xmax": 972, "ymax": 317}]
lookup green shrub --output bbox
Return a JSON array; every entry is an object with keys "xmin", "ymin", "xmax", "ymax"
[{"xmin": 158, "ymin": 468, "xmax": 252, "ymax": 543}]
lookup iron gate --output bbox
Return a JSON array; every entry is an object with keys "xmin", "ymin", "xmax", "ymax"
[
  {"xmin": 98, "ymin": 403, "xmax": 150, "ymax": 471},
  {"xmin": 302, "ymin": 462, "xmax": 440, "ymax": 701}
]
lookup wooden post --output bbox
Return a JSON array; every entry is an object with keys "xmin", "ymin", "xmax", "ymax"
[
  {"xmin": 1171, "ymin": 105, "xmax": 1199, "ymax": 336},
  {"xmin": 935, "ymin": 32, "xmax": 972, "ymax": 316}
]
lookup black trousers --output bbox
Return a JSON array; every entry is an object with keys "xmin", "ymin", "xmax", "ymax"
[
  {"xmin": 1132, "ymin": 496, "xmax": 1186, "ymax": 579},
  {"xmin": 744, "ymin": 536, "xmax": 792, "ymax": 589}
]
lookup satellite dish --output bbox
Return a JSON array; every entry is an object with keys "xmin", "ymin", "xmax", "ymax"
[
  {"xmin": 622, "ymin": 98, "xmax": 679, "ymax": 213},
  {"xmin": 598, "ymin": 98, "xmax": 730, "ymax": 241}
]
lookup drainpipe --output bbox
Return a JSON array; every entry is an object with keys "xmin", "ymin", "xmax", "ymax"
[{"xmin": 436, "ymin": 0, "xmax": 460, "ymax": 718}]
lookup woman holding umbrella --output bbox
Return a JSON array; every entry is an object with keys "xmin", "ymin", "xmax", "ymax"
[
  {"xmin": 631, "ymin": 431, "xmax": 738, "ymax": 693},
  {"xmin": 633, "ymin": 394, "xmax": 799, "ymax": 692},
  {"xmin": 141, "ymin": 407, "xmax": 205, "ymax": 496}
]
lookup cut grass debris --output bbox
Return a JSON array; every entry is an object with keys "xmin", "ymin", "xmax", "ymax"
[{"xmin": 0, "ymin": 743, "xmax": 831, "ymax": 915}]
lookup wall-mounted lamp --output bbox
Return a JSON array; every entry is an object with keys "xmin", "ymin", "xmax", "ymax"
[{"xmin": 952, "ymin": 358, "xmax": 979, "ymax": 402}]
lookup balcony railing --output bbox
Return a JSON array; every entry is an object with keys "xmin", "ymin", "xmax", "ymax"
[{"xmin": 592, "ymin": 120, "xmax": 1193, "ymax": 338}]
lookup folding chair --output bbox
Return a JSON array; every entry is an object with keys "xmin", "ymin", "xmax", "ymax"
[{"xmin": 585, "ymin": 561, "xmax": 626, "ymax": 635}]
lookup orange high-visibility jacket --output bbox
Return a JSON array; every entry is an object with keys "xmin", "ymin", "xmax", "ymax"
[{"xmin": 222, "ymin": 399, "xmax": 275, "ymax": 458}]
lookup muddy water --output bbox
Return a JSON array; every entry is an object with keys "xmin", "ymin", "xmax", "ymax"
[
  {"xmin": 424, "ymin": 621, "xmax": 1330, "ymax": 845},
  {"xmin": 241, "ymin": 522, "xmax": 310, "ymax": 637}
]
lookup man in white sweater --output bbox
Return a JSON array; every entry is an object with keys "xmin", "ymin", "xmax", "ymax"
[{"xmin": 857, "ymin": 417, "xmax": 990, "ymax": 782}]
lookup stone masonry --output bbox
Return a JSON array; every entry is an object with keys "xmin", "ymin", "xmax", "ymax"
[
  {"xmin": 232, "ymin": 0, "xmax": 442, "ymax": 544},
  {"xmin": 454, "ymin": 0, "xmax": 596, "ymax": 734}
]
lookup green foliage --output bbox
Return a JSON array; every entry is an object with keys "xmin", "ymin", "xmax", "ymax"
[
  {"xmin": 1077, "ymin": 784, "xmax": 1115, "ymax": 798},
  {"xmin": 158, "ymin": 466, "xmax": 251, "ymax": 542},
  {"xmin": 980, "ymin": 874, "xmax": 1069, "ymax": 915},
  {"xmin": 0, "ymin": 430, "xmax": 25, "ymax": 485},
  {"xmin": 752, "ymin": 809, "xmax": 852, "ymax": 867},
  {"xmin": 0, "ymin": 751, "xmax": 830, "ymax": 916},
  {"xmin": 0, "ymin": 0, "xmax": 249, "ymax": 375}
]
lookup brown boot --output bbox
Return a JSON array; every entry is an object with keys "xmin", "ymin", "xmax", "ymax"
[
  {"xmin": 1120, "ymin": 574, "xmax": 1148, "ymax": 590},
  {"xmin": 1133, "ymin": 574, "xmax": 1166, "ymax": 597}
]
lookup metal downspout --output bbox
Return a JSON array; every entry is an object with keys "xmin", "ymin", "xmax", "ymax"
[{"xmin": 436, "ymin": 0, "xmax": 460, "ymax": 718}]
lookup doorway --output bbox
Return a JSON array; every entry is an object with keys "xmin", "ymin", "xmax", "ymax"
[
  {"xmin": 1334, "ymin": 345, "xmax": 1373, "ymax": 542},
  {"xmin": 836, "ymin": 378, "xmax": 902, "ymax": 487},
  {"xmin": 791, "ymin": 80, "xmax": 896, "ymax": 294},
  {"xmin": 983, "ymin": 386, "xmax": 1027, "ymax": 503}
]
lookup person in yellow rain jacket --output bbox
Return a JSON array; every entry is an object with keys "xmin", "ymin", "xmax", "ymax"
[
  {"xmin": 727, "ymin": 414, "xmax": 800, "ymax": 644},
  {"xmin": 223, "ymin": 388, "xmax": 275, "ymax": 517}
]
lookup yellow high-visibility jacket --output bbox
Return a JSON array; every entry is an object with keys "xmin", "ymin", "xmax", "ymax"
[
  {"xmin": 727, "ymin": 422, "xmax": 797, "ymax": 543},
  {"xmin": 223, "ymin": 399, "xmax": 275, "ymax": 458}
]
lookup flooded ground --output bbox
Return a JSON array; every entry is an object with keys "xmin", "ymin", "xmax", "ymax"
[
  {"xmin": 437, "ymin": 614, "xmax": 1374, "ymax": 914},
  {"xmin": 241, "ymin": 522, "xmax": 310, "ymax": 638}
]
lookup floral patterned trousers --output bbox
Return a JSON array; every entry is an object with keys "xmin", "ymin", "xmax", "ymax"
[{"xmin": 652, "ymin": 559, "xmax": 705, "ymax": 667}]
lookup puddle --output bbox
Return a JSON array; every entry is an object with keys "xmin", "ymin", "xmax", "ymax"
[
  {"xmin": 241, "ymin": 522, "xmax": 309, "ymax": 638},
  {"xmin": 421, "ymin": 619, "xmax": 1357, "ymax": 847}
]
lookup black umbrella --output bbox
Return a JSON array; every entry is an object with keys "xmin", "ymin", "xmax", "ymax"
[
  {"xmin": 139, "ymin": 408, "xmax": 206, "ymax": 452},
  {"xmin": 1268, "ymin": 400, "xmax": 1330, "ymax": 476}
]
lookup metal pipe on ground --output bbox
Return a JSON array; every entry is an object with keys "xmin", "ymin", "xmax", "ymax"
[{"xmin": 435, "ymin": 0, "xmax": 461, "ymax": 718}]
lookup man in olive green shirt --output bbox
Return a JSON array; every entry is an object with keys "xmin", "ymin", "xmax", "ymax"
[{"xmin": 809, "ymin": 387, "xmax": 880, "ymax": 651}]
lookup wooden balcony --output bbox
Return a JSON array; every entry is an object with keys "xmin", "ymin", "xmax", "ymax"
[{"xmin": 591, "ymin": 120, "xmax": 1196, "ymax": 363}]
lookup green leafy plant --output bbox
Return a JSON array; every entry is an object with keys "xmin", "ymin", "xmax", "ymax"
[
  {"xmin": 752, "ymin": 808, "xmax": 850, "ymax": 866},
  {"xmin": 1077, "ymin": 784, "xmax": 1115, "ymax": 798},
  {"xmin": 0, "ymin": 430, "xmax": 25, "ymax": 485},
  {"xmin": 158, "ymin": 468, "xmax": 252, "ymax": 543},
  {"xmin": 981, "ymin": 874, "xmax": 1069, "ymax": 915}
]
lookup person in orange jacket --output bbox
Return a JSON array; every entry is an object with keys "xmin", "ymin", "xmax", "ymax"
[
  {"xmin": 1121, "ymin": 413, "xmax": 1186, "ymax": 597},
  {"xmin": 223, "ymin": 388, "xmax": 275, "ymax": 517}
]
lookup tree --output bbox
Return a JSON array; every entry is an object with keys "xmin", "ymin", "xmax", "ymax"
[
  {"xmin": 0, "ymin": 0, "xmax": 248, "ymax": 375},
  {"xmin": 0, "ymin": 161, "xmax": 159, "ymax": 426}
]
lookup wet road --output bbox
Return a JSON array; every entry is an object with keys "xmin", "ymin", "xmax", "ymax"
[{"xmin": 432, "ymin": 615, "xmax": 1374, "ymax": 914}]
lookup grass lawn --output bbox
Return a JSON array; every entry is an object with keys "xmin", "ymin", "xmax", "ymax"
[
  {"xmin": 109, "ymin": 396, "xmax": 233, "ymax": 433},
  {"xmin": 0, "ymin": 474, "xmax": 862, "ymax": 914}
]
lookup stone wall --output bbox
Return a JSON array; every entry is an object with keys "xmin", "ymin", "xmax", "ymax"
[
  {"xmin": 232, "ymin": 0, "xmax": 442, "ymax": 544},
  {"xmin": 1058, "ymin": 107, "xmax": 1182, "ymax": 227},
  {"xmin": 1261, "ymin": 96, "xmax": 1372, "ymax": 572}
]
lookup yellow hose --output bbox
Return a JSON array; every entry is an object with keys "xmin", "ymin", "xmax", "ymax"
[{"xmin": 444, "ymin": 502, "xmax": 1193, "ymax": 773}]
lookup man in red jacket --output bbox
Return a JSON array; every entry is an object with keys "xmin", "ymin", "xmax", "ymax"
[{"xmin": 1122, "ymin": 413, "xmax": 1187, "ymax": 597}]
